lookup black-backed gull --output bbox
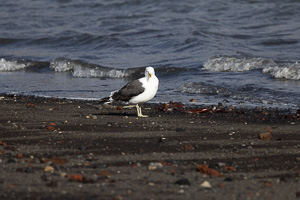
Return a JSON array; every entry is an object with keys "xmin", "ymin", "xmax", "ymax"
[{"xmin": 101, "ymin": 66, "xmax": 159, "ymax": 117}]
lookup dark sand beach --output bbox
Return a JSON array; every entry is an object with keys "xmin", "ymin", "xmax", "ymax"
[{"xmin": 1, "ymin": 95, "xmax": 300, "ymax": 199}]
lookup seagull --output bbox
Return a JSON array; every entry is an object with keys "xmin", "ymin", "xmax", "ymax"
[{"xmin": 101, "ymin": 66, "xmax": 159, "ymax": 117}]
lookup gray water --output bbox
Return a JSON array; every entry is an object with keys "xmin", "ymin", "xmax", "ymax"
[{"xmin": 0, "ymin": 0, "xmax": 299, "ymax": 108}]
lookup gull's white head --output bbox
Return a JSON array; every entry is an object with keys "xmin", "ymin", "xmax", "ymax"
[{"xmin": 145, "ymin": 66, "xmax": 155, "ymax": 80}]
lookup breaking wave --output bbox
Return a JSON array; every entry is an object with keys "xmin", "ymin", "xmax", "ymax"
[
  {"xmin": 262, "ymin": 62, "xmax": 300, "ymax": 80},
  {"xmin": 0, "ymin": 58, "xmax": 28, "ymax": 71},
  {"xmin": 2, "ymin": 56, "xmax": 300, "ymax": 80},
  {"xmin": 50, "ymin": 58, "xmax": 134, "ymax": 78},
  {"xmin": 203, "ymin": 56, "xmax": 300, "ymax": 80},
  {"xmin": 0, "ymin": 57, "xmax": 190, "ymax": 79}
]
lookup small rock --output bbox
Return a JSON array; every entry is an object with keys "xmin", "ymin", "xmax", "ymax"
[
  {"xmin": 189, "ymin": 99, "xmax": 197, "ymax": 103},
  {"xmin": 170, "ymin": 169, "xmax": 175, "ymax": 175},
  {"xmin": 46, "ymin": 126, "xmax": 55, "ymax": 131},
  {"xmin": 16, "ymin": 153, "xmax": 23, "ymax": 159},
  {"xmin": 114, "ymin": 195, "xmax": 123, "ymax": 200},
  {"xmin": 78, "ymin": 146, "xmax": 87, "ymax": 151},
  {"xmin": 60, "ymin": 172, "xmax": 68, "ymax": 177},
  {"xmin": 24, "ymin": 167, "xmax": 33, "ymax": 173},
  {"xmin": 26, "ymin": 103, "xmax": 35, "ymax": 108},
  {"xmin": 46, "ymin": 181, "xmax": 58, "ymax": 187},
  {"xmin": 116, "ymin": 106, "xmax": 123, "ymax": 110},
  {"xmin": 148, "ymin": 182, "xmax": 155, "ymax": 186},
  {"xmin": 16, "ymin": 168, "xmax": 24, "ymax": 172},
  {"xmin": 50, "ymin": 157, "xmax": 68, "ymax": 165},
  {"xmin": 264, "ymin": 181, "xmax": 272, "ymax": 187},
  {"xmin": 218, "ymin": 162, "xmax": 226, "ymax": 167},
  {"xmin": 176, "ymin": 127, "xmax": 185, "ymax": 132},
  {"xmin": 223, "ymin": 166, "xmax": 237, "ymax": 171},
  {"xmin": 180, "ymin": 144, "xmax": 194, "ymax": 151},
  {"xmin": 196, "ymin": 164, "xmax": 220, "ymax": 177},
  {"xmin": 178, "ymin": 189, "xmax": 185, "ymax": 193},
  {"xmin": 40, "ymin": 174, "xmax": 49, "ymax": 181},
  {"xmin": 224, "ymin": 177, "xmax": 233, "ymax": 182},
  {"xmin": 69, "ymin": 174, "xmax": 83, "ymax": 182},
  {"xmin": 7, "ymin": 158, "xmax": 16, "ymax": 163},
  {"xmin": 44, "ymin": 166, "xmax": 54, "ymax": 173},
  {"xmin": 200, "ymin": 181, "xmax": 211, "ymax": 188},
  {"xmin": 258, "ymin": 132, "xmax": 272, "ymax": 140},
  {"xmin": 4, "ymin": 145, "xmax": 15, "ymax": 151},
  {"xmin": 175, "ymin": 178, "xmax": 191, "ymax": 186},
  {"xmin": 83, "ymin": 175, "xmax": 98, "ymax": 183},
  {"xmin": 148, "ymin": 162, "xmax": 163, "ymax": 170},
  {"xmin": 158, "ymin": 138, "xmax": 166, "ymax": 143},
  {"xmin": 97, "ymin": 170, "xmax": 111, "ymax": 178}
]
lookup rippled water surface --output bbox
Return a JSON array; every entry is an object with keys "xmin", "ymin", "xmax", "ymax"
[{"xmin": 0, "ymin": 0, "xmax": 299, "ymax": 108}]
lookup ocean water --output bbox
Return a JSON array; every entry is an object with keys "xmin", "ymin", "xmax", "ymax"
[{"xmin": 0, "ymin": 0, "xmax": 299, "ymax": 109}]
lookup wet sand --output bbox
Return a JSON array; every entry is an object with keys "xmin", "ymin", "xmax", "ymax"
[{"xmin": 0, "ymin": 95, "xmax": 300, "ymax": 200}]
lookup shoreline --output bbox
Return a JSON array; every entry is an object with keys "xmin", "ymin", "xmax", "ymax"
[{"xmin": 1, "ymin": 95, "xmax": 299, "ymax": 199}]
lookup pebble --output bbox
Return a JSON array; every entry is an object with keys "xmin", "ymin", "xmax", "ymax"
[
  {"xmin": 98, "ymin": 170, "xmax": 111, "ymax": 178},
  {"xmin": 60, "ymin": 172, "xmax": 68, "ymax": 177},
  {"xmin": 44, "ymin": 166, "xmax": 54, "ymax": 173},
  {"xmin": 7, "ymin": 158, "xmax": 16, "ymax": 163},
  {"xmin": 114, "ymin": 195, "xmax": 123, "ymax": 200},
  {"xmin": 148, "ymin": 162, "xmax": 163, "ymax": 170},
  {"xmin": 46, "ymin": 181, "xmax": 58, "ymax": 187},
  {"xmin": 148, "ymin": 182, "xmax": 155, "ymax": 186},
  {"xmin": 200, "ymin": 181, "xmax": 212, "ymax": 188},
  {"xmin": 178, "ymin": 189, "xmax": 185, "ymax": 193},
  {"xmin": 258, "ymin": 132, "xmax": 272, "ymax": 140},
  {"xmin": 175, "ymin": 178, "xmax": 191, "ymax": 186},
  {"xmin": 158, "ymin": 137, "xmax": 166, "ymax": 143},
  {"xmin": 224, "ymin": 177, "xmax": 233, "ymax": 182},
  {"xmin": 189, "ymin": 99, "xmax": 197, "ymax": 103},
  {"xmin": 78, "ymin": 146, "xmax": 87, "ymax": 151}
]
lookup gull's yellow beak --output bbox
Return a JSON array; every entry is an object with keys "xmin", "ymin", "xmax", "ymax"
[{"xmin": 149, "ymin": 73, "xmax": 152, "ymax": 78}]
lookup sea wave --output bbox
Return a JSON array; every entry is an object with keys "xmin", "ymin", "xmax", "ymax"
[
  {"xmin": 178, "ymin": 82, "xmax": 299, "ymax": 107},
  {"xmin": 178, "ymin": 82, "xmax": 229, "ymax": 95},
  {"xmin": 262, "ymin": 62, "xmax": 300, "ymax": 80},
  {"xmin": 0, "ymin": 57, "xmax": 189, "ymax": 78},
  {"xmin": 203, "ymin": 56, "xmax": 300, "ymax": 80},
  {"xmin": 0, "ymin": 58, "xmax": 28, "ymax": 71},
  {"xmin": 203, "ymin": 57, "xmax": 277, "ymax": 72},
  {"xmin": 50, "ymin": 58, "xmax": 139, "ymax": 78},
  {"xmin": 49, "ymin": 58, "xmax": 190, "ymax": 78}
]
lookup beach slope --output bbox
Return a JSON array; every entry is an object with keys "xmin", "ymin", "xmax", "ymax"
[{"xmin": 0, "ymin": 95, "xmax": 299, "ymax": 199}]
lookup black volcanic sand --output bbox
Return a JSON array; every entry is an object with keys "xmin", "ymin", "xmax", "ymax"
[{"xmin": 0, "ymin": 95, "xmax": 300, "ymax": 200}]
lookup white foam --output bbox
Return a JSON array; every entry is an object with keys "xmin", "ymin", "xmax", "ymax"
[
  {"xmin": 50, "ymin": 59, "xmax": 130, "ymax": 78},
  {"xmin": 203, "ymin": 57, "xmax": 276, "ymax": 72},
  {"xmin": 0, "ymin": 58, "xmax": 27, "ymax": 71},
  {"xmin": 263, "ymin": 62, "xmax": 300, "ymax": 80},
  {"xmin": 50, "ymin": 59, "xmax": 74, "ymax": 72},
  {"xmin": 203, "ymin": 56, "xmax": 300, "ymax": 80},
  {"xmin": 72, "ymin": 65, "xmax": 129, "ymax": 78},
  {"xmin": 178, "ymin": 82, "xmax": 229, "ymax": 95}
]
